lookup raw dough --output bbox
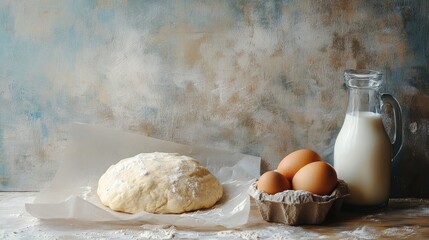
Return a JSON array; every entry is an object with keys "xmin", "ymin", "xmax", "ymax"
[{"xmin": 97, "ymin": 152, "xmax": 223, "ymax": 214}]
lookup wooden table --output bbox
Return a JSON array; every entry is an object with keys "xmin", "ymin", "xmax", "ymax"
[{"xmin": 1, "ymin": 192, "xmax": 428, "ymax": 239}]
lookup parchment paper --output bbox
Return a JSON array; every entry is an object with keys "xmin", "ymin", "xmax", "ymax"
[{"xmin": 25, "ymin": 123, "xmax": 261, "ymax": 228}]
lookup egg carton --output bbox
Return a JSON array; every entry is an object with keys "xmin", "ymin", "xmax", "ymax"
[{"xmin": 248, "ymin": 179, "xmax": 349, "ymax": 225}]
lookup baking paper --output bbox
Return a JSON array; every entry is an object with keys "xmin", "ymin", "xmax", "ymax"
[{"xmin": 25, "ymin": 123, "xmax": 261, "ymax": 228}]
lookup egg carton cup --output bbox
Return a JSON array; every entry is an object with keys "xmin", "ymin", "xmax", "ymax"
[{"xmin": 248, "ymin": 179, "xmax": 349, "ymax": 225}]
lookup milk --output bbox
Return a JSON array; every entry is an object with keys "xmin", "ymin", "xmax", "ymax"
[{"xmin": 334, "ymin": 111, "xmax": 391, "ymax": 206}]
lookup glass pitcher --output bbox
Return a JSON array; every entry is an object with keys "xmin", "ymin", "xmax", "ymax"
[{"xmin": 334, "ymin": 69, "xmax": 402, "ymax": 211}]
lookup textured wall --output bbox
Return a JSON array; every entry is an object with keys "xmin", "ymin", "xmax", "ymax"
[{"xmin": 0, "ymin": 0, "xmax": 428, "ymax": 197}]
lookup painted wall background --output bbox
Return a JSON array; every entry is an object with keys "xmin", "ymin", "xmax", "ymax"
[{"xmin": 0, "ymin": 0, "xmax": 428, "ymax": 197}]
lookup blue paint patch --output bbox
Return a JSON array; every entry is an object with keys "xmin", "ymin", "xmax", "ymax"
[
  {"xmin": 0, "ymin": 5, "xmax": 14, "ymax": 42},
  {"xmin": 138, "ymin": 106, "xmax": 158, "ymax": 119},
  {"xmin": 228, "ymin": 0, "xmax": 288, "ymax": 28},
  {"xmin": 28, "ymin": 110, "xmax": 42, "ymax": 120},
  {"xmin": 41, "ymin": 123, "xmax": 49, "ymax": 139},
  {"xmin": 0, "ymin": 128, "xmax": 3, "ymax": 153},
  {"xmin": 252, "ymin": 0, "xmax": 284, "ymax": 28},
  {"xmin": 97, "ymin": 8, "xmax": 115, "ymax": 24},
  {"xmin": 0, "ymin": 7, "xmax": 74, "ymax": 124},
  {"xmin": 69, "ymin": 0, "xmax": 97, "ymax": 13},
  {"xmin": 58, "ymin": 0, "xmax": 112, "ymax": 47},
  {"xmin": 125, "ymin": 0, "xmax": 174, "ymax": 30},
  {"xmin": 0, "ymin": 163, "xmax": 8, "ymax": 187},
  {"xmin": 395, "ymin": 1, "xmax": 429, "ymax": 66},
  {"xmin": 52, "ymin": 26, "xmax": 81, "ymax": 63},
  {"xmin": 0, "ymin": 127, "xmax": 7, "ymax": 187}
]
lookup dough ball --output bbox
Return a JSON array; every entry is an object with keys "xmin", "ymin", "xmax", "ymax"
[{"xmin": 97, "ymin": 152, "xmax": 223, "ymax": 214}]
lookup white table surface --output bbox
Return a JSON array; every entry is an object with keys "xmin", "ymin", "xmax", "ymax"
[{"xmin": 1, "ymin": 192, "xmax": 429, "ymax": 239}]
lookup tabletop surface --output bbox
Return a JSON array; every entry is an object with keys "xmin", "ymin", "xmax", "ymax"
[{"xmin": 1, "ymin": 192, "xmax": 428, "ymax": 239}]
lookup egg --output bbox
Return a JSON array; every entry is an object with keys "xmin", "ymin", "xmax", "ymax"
[
  {"xmin": 257, "ymin": 171, "xmax": 291, "ymax": 195},
  {"xmin": 292, "ymin": 161, "xmax": 338, "ymax": 196},
  {"xmin": 277, "ymin": 149, "xmax": 322, "ymax": 181}
]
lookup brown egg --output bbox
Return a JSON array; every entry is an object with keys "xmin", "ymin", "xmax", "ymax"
[
  {"xmin": 257, "ymin": 171, "xmax": 291, "ymax": 195},
  {"xmin": 277, "ymin": 149, "xmax": 322, "ymax": 181},
  {"xmin": 292, "ymin": 161, "xmax": 338, "ymax": 195}
]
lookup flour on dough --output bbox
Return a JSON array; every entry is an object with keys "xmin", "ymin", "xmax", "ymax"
[{"xmin": 97, "ymin": 152, "xmax": 223, "ymax": 214}]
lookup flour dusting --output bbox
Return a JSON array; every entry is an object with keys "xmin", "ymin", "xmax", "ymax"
[
  {"xmin": 382, "ymin": 226, "xmax": 418, "ymax": 238},
  {"xmin": 138, "ymin": 225, "xmax": 176, "ymax": 239},
  {"xmin": 216, "ymin": 230, "xmax": 259, "ymax": 240}
]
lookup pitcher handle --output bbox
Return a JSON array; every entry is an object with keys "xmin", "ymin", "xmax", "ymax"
[{"xmin": 381, "ymin": 94, "xmax": 403, "ymax": 159}]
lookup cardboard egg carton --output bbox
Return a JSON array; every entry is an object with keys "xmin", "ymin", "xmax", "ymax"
[{"xmin": 248, "ymin": 179, "xmax": 349, "ymax": 225}]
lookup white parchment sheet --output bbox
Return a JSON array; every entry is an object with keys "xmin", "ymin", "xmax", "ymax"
[{"xmin": 25, "ymin": 123, "xmax": 261, "ymax": 228}]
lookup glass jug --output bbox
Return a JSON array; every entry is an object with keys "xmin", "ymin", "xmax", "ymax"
[{"xmin": 334, "ymin": 69, "xmax": 402, "ymax": 211}]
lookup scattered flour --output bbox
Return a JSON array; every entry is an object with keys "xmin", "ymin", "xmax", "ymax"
[
  {"xmin": 216, "ymin": 230, "xmax": 259, "ymax": 240},
  {"xmin": 382, "ymin": 226, "xmax": 418, "ymax": 238},
  {"xmin": 338, "ymin": 226, "xmax": 382, "ymax": 239},
  {"xmin": 138, "ymin": 225, "xmax": 176, "ymax": 239},
  {"xmin": 52, "ymin": 225, "xmax": 177, "ymax": 240}
]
